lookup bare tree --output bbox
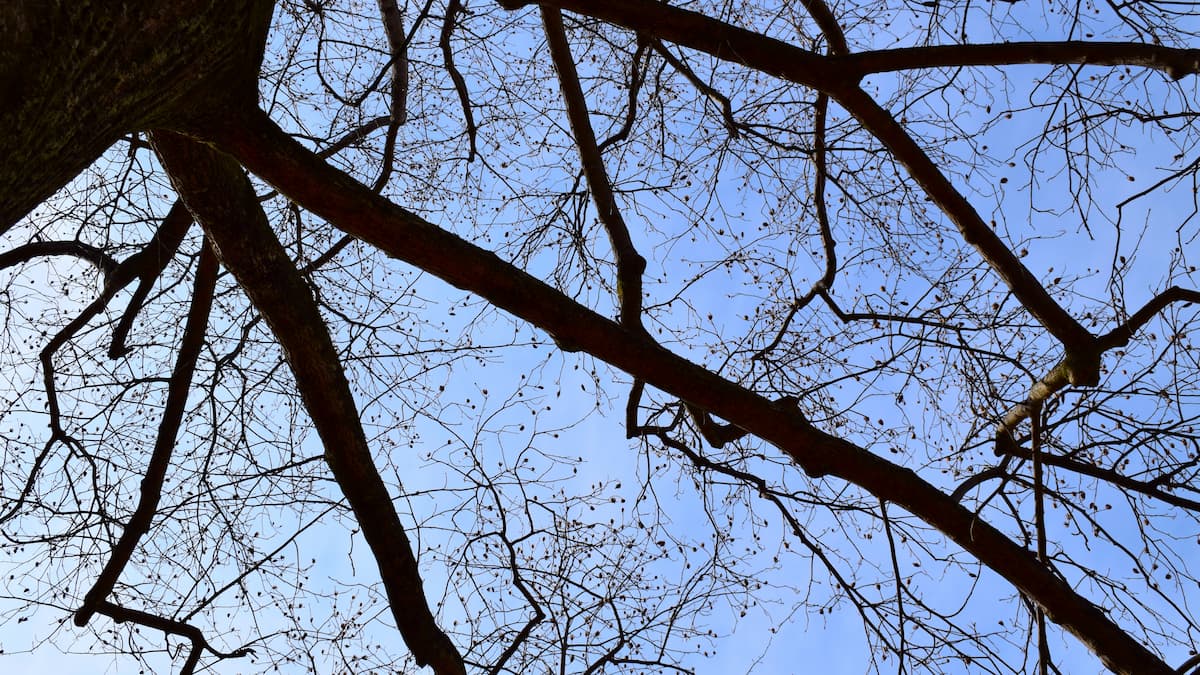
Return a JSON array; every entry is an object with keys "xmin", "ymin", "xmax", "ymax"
[{"xmin": 2, "ymin": 1, "xmax": 1200, "ymax": 673}]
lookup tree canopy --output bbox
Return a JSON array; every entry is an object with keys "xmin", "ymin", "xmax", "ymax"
[{"xmin": 2, "ymin": 1, "xmax": 1200, "ymax": 673}]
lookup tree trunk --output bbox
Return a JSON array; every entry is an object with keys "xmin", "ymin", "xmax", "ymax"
[{"xmin": 0, "ymin": 0, "xmax": 273, "ymax": 229}]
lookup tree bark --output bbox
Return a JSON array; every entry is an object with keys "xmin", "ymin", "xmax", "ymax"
[{"xmin": 0, "ymin": 0, "xmax": 273, "ymax": 229}]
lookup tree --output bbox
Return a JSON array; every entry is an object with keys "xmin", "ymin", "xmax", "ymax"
[{"xmin": 1, "ymin": 0, "xmax": 1199, "ymax": 672}]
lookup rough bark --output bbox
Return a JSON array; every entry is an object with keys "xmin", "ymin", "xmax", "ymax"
[{"xmin": 0, "ymin": 0, "xmax": 273, "ymax": 229}]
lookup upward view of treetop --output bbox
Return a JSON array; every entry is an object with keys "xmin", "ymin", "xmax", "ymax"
[{"xmin": 2, "ymin": 1, "xmax": 1200, "ymax": 673}]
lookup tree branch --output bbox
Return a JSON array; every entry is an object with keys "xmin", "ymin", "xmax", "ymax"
[
  {"xmin": 649, "ymin": 38, "xmax": 742, "ymax": 137},
  {"xmin": 152, "ymin": 130, "xmax": 466, "ymax": 675},
  {"xmin": 502, "ymin": 0, "xmax": 1099, "ymax": 358},
  {"xmin": 96, "ymin": 600, "xmax": 253, "ymax": 675},
  {"xmin": 498, "ymin": 0, "xmax": 839, "ymax": 90},
  {"xmin": 440, "ymin": 0, "xmax": 478, "ymax": 161},
  {"xmin": 840, "ymin": 41, "xmax": 1200, "ymax": 80},
  {"xmin": 797, "ymin": 0, "xmax": 847, "ymax": 55},
  {"xmin": 831, "ymin": 84, "xmax": 1097, "ymax": 354},
  {"xmin": 754, "ymin": 94, "xmax": 836, "ymax": 361},
  {"xmin": 204, "ymin": 105, "xmax": 1174, "ymax": 675},
  {"xmin": 376, "ymin": 0, "xmax": 409, "ymax": 125},
  {"xmin": 0, "ymin": 240, "xmax": 118, "ymax": 280},
  {"xmin": 107, "ymin": 198, "xmax": 195, "ymax": 358},
  {"xmin": 1098, "ymin": 286, "xmax": 1200, "ymax": 351},
  {"xmin": 541, "ymin": 7, "xmax": 647, "ymax": 330},
  {"xmin": 996, "ymin": 286, "xmax": 1200, "ymax": 451},
  {"xmin": 74, "ymin": 237, "xmax": 218, "ymax": 628},
  {"xmin": 0, "ymin": 218, "xmax": 195, "ymax": 523},
  {"xmin": 996, "ymin": 441, "xmax": 1200, "ymax": 513}
]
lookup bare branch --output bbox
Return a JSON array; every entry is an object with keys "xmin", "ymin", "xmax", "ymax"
[
  {"xmin": 95, "ymin": 600, "xmax": 253, "ymax": 675},
  {"xmin": 1099, "ymin": 286, "xmax": 1200, "ymax": 351},
  {"xmin": 108, "ymin": 198, "xmax": 194, "ymax": 358},
  {"xmin": 506, "ymin": 0, "xmax": 1098, "ymax": 357},
  {"xmin": 832, "ymin": 83, "xmax": 1097, "ymax": 354},
  {"xmin": 376, "ymin": 0, "xmax": 409, "ymax": 125},
  {"xmin": 650, "ymin": 38, "xmax": 742, "ymax": 138},
  {"xmin": 206, "ymin": 107, "xmax": 1175, "ymax": 675},
  {"xmin": 0, "ymin": 240, "xmax": 118, "ymax": 280},
  {"xmin": 440, "ymin": 0, "xmax": 478, "ymax": 161},
  {"xmin": 152, "ymin": 130, "xmax": 466, "ymax": 675},
  {"xmin": 995, "ymin": 441, "xmax": 1200, "ymax": 513},
  {"xmin": 541, "ymin": 7, "xmax": 647, "ymax": 330},
  {"xmin": 997, "ymin": 286, "xmax": 1200, "ymax": 450},
  {"xmin": 840, "ymin": 41, "xmax": 1200, "ymax": 80},
  {"xmin": 754, "ymin": 94, "xmax": 836, "ymax": 361},
  {"xmin": 75, "ymin": 238, "xmax": 217, "ymax": 627},
  {"xmin": 498, "ymin": 0, "xmax": 838, "ymax": 89}
]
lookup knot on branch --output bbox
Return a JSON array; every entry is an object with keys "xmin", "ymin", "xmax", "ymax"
[
  {"xmin": 1165, "ymin": 54, "xmax": 1200, "ymax": 81},
  {"xmin": 1062, "ymin": 348, "xmax": 1101, "ymax": 387},
  {"xmin": 686, "ymin": 395, "xmax": 802, "ymax": 449},
  {"xmin": 994, "ymin": 427, "xmax": 1022, "ymax": 457}
]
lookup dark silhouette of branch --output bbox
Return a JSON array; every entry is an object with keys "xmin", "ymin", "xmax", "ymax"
[
  {"xmin": 372, "ymin": 0, "xmax": 408, "ymax": 191},
  {"xmin": 320, "ymin": 115, "xmax": 393, "ymax": 155},
  {"xmin": 206, "ymin": 105, "xmax": 1175, "ymax": 675},
  {"xmin": 74, "ymin": 238, "xmax": 218, "ymax": 627},
  {"xmin": 840, "ymin": 41, "xmax": 1200, "ymax": 80},
  {"xmin": 597, "ymin": 36, "xmax": 649, "ymax": 153},
  {"xmin": 440, "ymin": 0, "xmax": 478, "ymax": 161},
  {"xmin": 818, "ymin": 289, "xmax": 956, "ymax": 331},
  {"xmin": 95, "ymin": 600, "xmax": 253, "ymax": 675},
  {"xmin": 995, "ymin": 440, "xmax": 1200, "ymax": 512},
  {"xmin": 1098, "ymin": 286, "xmax": 1200, "ymax": 351},
  {"xmin": 996, "ymin": 286, "xmax": 1200, "ymax": 451},
  {"xmin": 376, "ymin": 0, "xmax": 409, "ymax": 125},
  {"xmin": 0, "ymin": 240, "xmax": 118, "ymax": 279},
  {"xmin": 542, "ymin": 8, "xmax": 647, "ymax": 330},
  {"xmin": 0, "ymin": 233, "xmax": 196, "ymax": 523},
  {"xmin": 1177, "ymin": 652, "xmax": 1200, "ymax": 674},
  {"xmin": 0, "ymin": 230, "xmax": 190, "ymax": 366},
  {"xmin": 497, "ymin": 0, "xmax": 839, "ymax": 90},
  {"xmin": 649, "ymin": 38, "xmax": 742, "ymax": 138},
  {"xmin": 798, "ymin": 0, "xmax": 848, "ymax": 55},
  {"xmin": 1031, "ymin": 404, "xmax": 1053, "ymax": 675},
  {"xmin": 832, "ymin": 83, "xmax": 1097, "ymax": 355},
  {"xmin": 482, "ymin": 480, "xmax": 546, "ymax": 675},
  {"xmin": 108, "ymin": 199, "xmax": 194, "ymax": 358},
  {"xmin": 152, "ymin": 130, "xmax": 466, "ymax": 675},
  {"xmin": 755, "ymin": 94, "xmax": 837, "ymax": 361},
  {"xmin": 879, "ymin": 500, "xmax": 908, "ymax": 671},
  {"xmin": 950, "ymin": 465, "xmax": 1010, "ymax": 503},
  {"xmin": 509, "ymin": 0, "xmax": 1100, "ymax": 361}
]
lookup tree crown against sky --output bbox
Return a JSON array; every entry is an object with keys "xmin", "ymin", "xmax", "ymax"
[{"xmin": 2, "ymin": 1, "xmax": 1200, "ymax": 673}]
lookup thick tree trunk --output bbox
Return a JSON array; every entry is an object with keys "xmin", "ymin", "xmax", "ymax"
[{"xmin": 0, "ymin": 0, "xmax": 273, "ymax": 229}]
